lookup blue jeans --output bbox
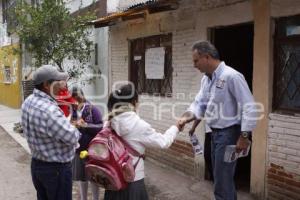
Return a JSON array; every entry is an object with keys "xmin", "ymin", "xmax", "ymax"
[
  {"xmin": 211, "ymin": 125, "xmax": 240, "ymax": 200},
  {"xmin": 31, "ymin": 158, "xmax": 73, "ymax": 200}
]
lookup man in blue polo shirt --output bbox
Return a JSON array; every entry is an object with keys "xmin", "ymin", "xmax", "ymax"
[
  {"xmin": 179, "ymin": 41, "xmax": 257, "ymax": 200},
  {"xmin": 21, "ymin": 65, "xmax": 81, "ymax": 200}
]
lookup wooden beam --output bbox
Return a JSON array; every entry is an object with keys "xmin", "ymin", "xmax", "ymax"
[
  {"xmin": 122, "ymin": 12, "xmax": 146, "ymax": 21},
  {"xmin": 148, "ymin": 2, "xmax": 179, "ymax": 14},
  {"xmin": 251, "ymin": 0, "xmax": 271, "ymax": 199}
]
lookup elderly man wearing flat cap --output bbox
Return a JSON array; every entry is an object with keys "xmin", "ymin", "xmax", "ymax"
[{"xmin": 21, "ymin": 65, "xmax": 81, "ymax": 200}]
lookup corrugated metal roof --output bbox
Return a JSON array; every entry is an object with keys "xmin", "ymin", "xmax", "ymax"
[
  {"xmin": 117, "ymin": 0, "xmax": 157, "ymax": 11},
  {"xmin": 89, "ymin": 0, "xmax": 179, "ymax": 28},
  {"xmin": 123, "ymin": 0, "xmax": 158, "ymax": 11}
]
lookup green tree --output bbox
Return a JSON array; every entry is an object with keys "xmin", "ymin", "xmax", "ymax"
[{"xmin": 13, "ymin": 0, "xmax": 96, "ymax": 79}]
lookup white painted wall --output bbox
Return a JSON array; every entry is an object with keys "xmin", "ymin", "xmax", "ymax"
[
  {"xmin": 82, "ymin": 27, "xmax": 109, "ymax": 115},
  {"xmin": 65, "ymin": 0, "xmax": 95, "ymax": 13},
  {"xmin": 0, "ymin": 0, "xmax": 14, "ymax": 47},
  {"xmin": 0, "ymin": 2, "xmax": 2, "ymax": 23},
  {"xmin": 0, "ymin": 23, "xmax": 12, "ymax": 47},
  {"xmin": 64, "ymin": 26, "xmax": 109, "ymax": 114},
  {"xmin": 107, "ymin": 0, "xmax": 119, "ymax": 13}
]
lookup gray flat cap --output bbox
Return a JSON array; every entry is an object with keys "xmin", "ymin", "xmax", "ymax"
[{"xmin": 33, "ymin": 65, "xmax": 69, "ymax": 85}]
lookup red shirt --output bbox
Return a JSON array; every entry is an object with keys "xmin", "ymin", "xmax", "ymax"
[{"xmin": 56, "ymin": 88, "xmax": 77, "ymax": 117}]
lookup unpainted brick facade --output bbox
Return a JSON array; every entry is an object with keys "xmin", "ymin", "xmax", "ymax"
[{"xmin": 267, "ymin": 114, "xmax": 300, "ymax": 200}]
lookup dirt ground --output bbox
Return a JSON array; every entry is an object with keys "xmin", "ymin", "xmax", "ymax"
[
  {"xmin": 0, "ymin": 125, "xmax": 254, "ymax": 200},
  {"xmin": 0, "ymin": 126, "xmax": 92, "ymax": 200},
  {"xmin": 0, "ymin": 126, "xmax": 35, "ymax": 199},
  {"xmin": 0, "ymin": 126, "xmax": 104, "ymax": 200},
  {"xmin": 0, "ymin": 124, "xmax": 190, "ymax": 200},
  {"xmin": 0, "ymin": 125, "xmax": 224, "ymax": 200}
]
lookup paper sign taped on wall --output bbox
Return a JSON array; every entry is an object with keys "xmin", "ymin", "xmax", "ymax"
[{"xmin": 145, "ymin": 47, "xmax": 165, "ymax": 79}]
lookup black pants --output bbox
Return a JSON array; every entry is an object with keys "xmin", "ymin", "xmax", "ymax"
[
  {"xmin": 204, "ymin": 132, "xmax": 214, "ymax": 181},
  {"xmin": 31, "ymin": 158, "xmax": 72, "ymax": 200},
  {"xmin": 104, "ymin": 179, "xmax": 148, "ymax": 200}
]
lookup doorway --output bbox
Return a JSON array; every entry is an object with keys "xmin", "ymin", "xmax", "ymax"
[{"xmin": 208, "ymin": 23, "xmax": 254, "ymax": 191}]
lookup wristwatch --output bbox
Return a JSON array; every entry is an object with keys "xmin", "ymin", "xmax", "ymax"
[{"xmin": 241, "ymin": 131, "xmax": 250, "ymax": 138}]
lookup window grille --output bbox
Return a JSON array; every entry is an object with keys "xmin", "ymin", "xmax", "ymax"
[
  {"xmin": 129, "ymin": 34, "xmax": 172, "ymax": 96},
  {"xmin": 274, "ymin": 15, "xmax": 300, "ymax": 113}
]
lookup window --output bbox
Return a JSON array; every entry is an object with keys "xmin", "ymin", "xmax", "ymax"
[
  {"xmin": 129, "ymin": 34, "xmax": 172, "ymax": 96},
  {"xmin": 4, "ymin": 66, "xmax": 12, "ymax": 84},
  {"xmin": 274, "ymin": 15, "xmax": 300, "ymax": 113},
  {"xmin": 94, "ymin": 43, "xmax": 98, "ymax": 66},
  {"xmin": 2, "ymin": 0, "xmax": 17, "ymax": 34}
]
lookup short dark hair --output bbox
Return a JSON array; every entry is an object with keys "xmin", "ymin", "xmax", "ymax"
[
  {"xmin": 107, "ymin": 84, "xmax": 138, "ymax": 111},
  {"xmin": 192, "ymin": 40, "xmax": 220, "ymax": 60}
]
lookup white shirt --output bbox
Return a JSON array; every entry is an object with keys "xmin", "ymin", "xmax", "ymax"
[
  {"xmin": 188, "ymin": 62, "xmax": 257, "ymax": 132},
  {"xmin": 110, "ymin": 111, "xmax": 179, "ymax": 181}
]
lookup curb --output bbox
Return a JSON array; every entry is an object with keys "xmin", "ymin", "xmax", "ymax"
[{"xmin": 0, "ymin": 124, "xmax": 31, "ymax": 154}]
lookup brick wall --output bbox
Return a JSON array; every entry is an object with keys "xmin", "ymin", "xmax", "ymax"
[
  {"xmin": 267, "ymin": 113, "xmax": 300, "ymax": 200},
  {"xmin": 146, "ymin": 140, "xmax": 195, "ymax": 176}
]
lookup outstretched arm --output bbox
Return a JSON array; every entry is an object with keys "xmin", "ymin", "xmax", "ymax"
[
  {"xmin": 178, "ymin": 111, "xmax": 197, "ymax": 127},
  {"xmin": 179, "ymin": 77, "xmax": 206, "ymax": 129},
  {"xmin": 189, "ymin": 119, "xmax": 201, "ymax": 136}
]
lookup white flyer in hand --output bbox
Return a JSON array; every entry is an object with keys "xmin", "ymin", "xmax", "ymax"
[{"xmin": 224, "ymin": 142, "xmax": 251, "ymax": 163}]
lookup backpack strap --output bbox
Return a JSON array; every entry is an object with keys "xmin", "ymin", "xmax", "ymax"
[
  {"xmin": 105, "ymin": 123, "xmax": 145, "ymax": 168},
  {"xmin": 112, "ymin": 128, "xmax": 144, "ymax": 158},
  {"xmin": 133, "ymin": 156, "xmax": 143, "ymax": 170},
  {"xmin": 123, "ymin": 139, "xmax": 146, "ymax": 169},
  {"xmin": 112, "ymin": 129, "xmax": 145, "ymax": 169}
]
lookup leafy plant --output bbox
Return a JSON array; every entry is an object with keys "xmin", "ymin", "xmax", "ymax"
[{"xmin": 13, "ymin": 0, "xmax": 96, "ymax": 80}]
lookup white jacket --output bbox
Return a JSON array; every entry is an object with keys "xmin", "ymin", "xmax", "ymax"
[{"xmin": 110, "ymin": 111, "xmax": 179, "ymax": 181}]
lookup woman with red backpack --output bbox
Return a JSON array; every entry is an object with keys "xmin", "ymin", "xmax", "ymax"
[{"xmin": 104, "ymin": 84, "xmax": 184, "ymax": 200}]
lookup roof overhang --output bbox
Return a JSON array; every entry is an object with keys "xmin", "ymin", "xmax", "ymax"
[{"xmin": 88, "ymin": 0, "xmax": 180, "ymax": 28}]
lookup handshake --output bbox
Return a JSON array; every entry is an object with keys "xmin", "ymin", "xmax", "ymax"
[
  {"xmin": 176, "ymin": 112, "xmax": 196, "ymax": 132},
  {"xmin": 176, "ymin": 118, "xmax": 188, "ymax": 132},
  {"xmin": 176, "ymin": 113, "xmax": 203, "ymax": 155}
]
